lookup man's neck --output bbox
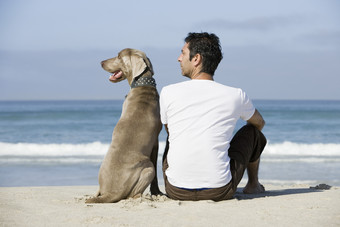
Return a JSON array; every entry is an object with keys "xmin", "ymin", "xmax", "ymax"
[{"xmin": 191, "ymin": 72, "xmax": 213, "ymax": 80}]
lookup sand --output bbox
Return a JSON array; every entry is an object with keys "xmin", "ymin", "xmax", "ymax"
[{"xmin": 0, "ymin": 184, "xmax": 339, "ymax": 227}]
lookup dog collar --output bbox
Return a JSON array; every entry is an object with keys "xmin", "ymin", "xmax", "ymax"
[{"xmin": 131, "ymin": 76, "xmax": 156, "ymax": 89}]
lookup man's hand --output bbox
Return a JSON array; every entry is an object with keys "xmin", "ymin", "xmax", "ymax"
[{"xmin": 247, "ymin": 109, "xmax": 265, "ymax": 131}]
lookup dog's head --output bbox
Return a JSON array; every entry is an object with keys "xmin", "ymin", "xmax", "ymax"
[{"xmin": 101, "ymin": 48, "xmax": 154, "ymax": 85}]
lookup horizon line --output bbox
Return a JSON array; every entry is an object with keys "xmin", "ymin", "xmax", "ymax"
[{"xmin": 1, "ymin": 98, "xmax": 340, "ymax": 102}]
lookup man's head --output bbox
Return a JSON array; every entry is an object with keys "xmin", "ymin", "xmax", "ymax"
[{"xmin": 179, "ymin": 32, "xmax": 223, "ymax": 77}]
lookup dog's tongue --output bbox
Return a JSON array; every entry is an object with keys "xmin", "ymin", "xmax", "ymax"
[{"xmin": 109, "ymin": 71, "xmax": 122, "ymax": 81}]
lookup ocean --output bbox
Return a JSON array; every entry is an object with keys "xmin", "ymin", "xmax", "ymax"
[{"xmin": 0, "ymin": 100, "xmax": 339, "ymax": 187}]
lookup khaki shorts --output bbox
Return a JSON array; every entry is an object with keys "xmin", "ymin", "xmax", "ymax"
[{"xmin": 163, "ymin": 124, "xmax": 267, "ymax": 201}]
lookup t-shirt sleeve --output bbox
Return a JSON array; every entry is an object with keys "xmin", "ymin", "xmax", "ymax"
[
  {"xmin": 159, "ymin": 87, "xmax": 168, "ymax": 124},
  {"xmin": 239, "ymin": 89, "xmax": 255, "ymax": 121}
]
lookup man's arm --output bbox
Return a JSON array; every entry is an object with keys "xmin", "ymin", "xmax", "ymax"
[
  {"xmin": 163, "ymin": 124, "xmax": 170, "ymax": 163},
  {"xmin": 247, "ymin": 109, "xmax": 265, "ymax": 131}
]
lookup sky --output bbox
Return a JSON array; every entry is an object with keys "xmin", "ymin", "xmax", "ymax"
[{"xmin": 0, "ymin": 0, "xmax": 339, "ymax": 100}]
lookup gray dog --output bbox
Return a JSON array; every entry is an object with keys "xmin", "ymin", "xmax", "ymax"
[{"xmin": 86, "ymin": 48, "xmax": 162, "ymax": 203}]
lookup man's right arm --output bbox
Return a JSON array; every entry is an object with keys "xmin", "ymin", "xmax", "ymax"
[{"xmin": 247, "ymin": 109, "xmax": 265, "ymax": 131}]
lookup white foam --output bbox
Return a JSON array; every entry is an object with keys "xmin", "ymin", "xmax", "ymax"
[
  {"xmin": 261, "ymin": 157, "xmax": 340, "ymax": 163},
  {"xmin": 264, "ymin": 141, "xmax": 340, "ymax": 156},
  {"xmin": 0, "ymin": 141, "xmax": 109, "ymax": 156},
  {"xmin": 0, "ymin": 141, "xmax": 340, "ymax": 157},
  {"xmin": 0, "ymin": 157, "xmax": 103, "ymax": 164}
]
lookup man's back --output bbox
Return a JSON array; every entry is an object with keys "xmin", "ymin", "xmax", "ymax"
[{"xmin": 160, "ymin": 79, "xmax": 255, "ymax": 189}]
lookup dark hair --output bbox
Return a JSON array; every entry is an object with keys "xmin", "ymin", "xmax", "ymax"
[{"xmin": 184, "ymin": 32, "xmax": 223, "ymax": 76}]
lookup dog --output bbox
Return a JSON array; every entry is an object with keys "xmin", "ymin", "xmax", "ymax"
[{"xmin": 86, "ymin": 48, "xmax": 162, "ymax": 203}]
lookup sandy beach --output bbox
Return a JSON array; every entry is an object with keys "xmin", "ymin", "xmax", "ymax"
[{"xmin": 0, "ymin": 184, "xmax": 339, "ymax": 227}]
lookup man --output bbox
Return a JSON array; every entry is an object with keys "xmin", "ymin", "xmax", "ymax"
[{"xmin": 160, "ymin": 32, "xmax": 267, "ymax": 201}]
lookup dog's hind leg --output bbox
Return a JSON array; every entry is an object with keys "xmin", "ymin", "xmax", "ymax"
[{"xmin": 128, "ymin": 163, "xmax": 155, "ymax": 197}]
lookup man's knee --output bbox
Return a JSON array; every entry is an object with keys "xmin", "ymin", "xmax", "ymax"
[
  {"xmin": 229, "ymin": 124, "xmax": 267, "ymax": 165},
  {"xmin": 249, "ymin": 125, "xmax": 267, "ymax": 162}
]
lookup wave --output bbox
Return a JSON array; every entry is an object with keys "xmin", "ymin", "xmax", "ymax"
[
  {"xmin": 1, "ymin": 141, "xmax": 340, "ymax": 157},
  {"xmin": 264, "ymin": 141, "xmax": 340, "ymax": 156},
  {"xmin": 0, "ymin": 141, "xmax": 109, "ymax": 156},
  {"xmin": 0, "ymin": 157, "xmax": 104, "ymax": 165}
]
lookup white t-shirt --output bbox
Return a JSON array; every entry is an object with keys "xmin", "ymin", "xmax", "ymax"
[{"xmin": 160, "ymin": 80, "xmax": 255, "ymax": 189}]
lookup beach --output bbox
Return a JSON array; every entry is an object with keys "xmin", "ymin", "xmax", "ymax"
[
  {"xmin": 1, "ymin": 184, "xmax": 339, "ymax": 226},
  {"xmin": 1, "ymin": 100, "xmax": 340, "ymax": 226}
]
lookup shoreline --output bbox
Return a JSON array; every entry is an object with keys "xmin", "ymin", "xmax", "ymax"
[{"xmin": 1, "ymin": 184, "xmax": 339, "ymax": 226}]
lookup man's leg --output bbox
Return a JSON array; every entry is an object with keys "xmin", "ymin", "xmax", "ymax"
[
  {"xmin": 228, "ymin": 124, "xmax": 267, "ymax": 194},
  {"xmin": 243, "ymin": 158, "xmax": 265, "ymax": 194}
]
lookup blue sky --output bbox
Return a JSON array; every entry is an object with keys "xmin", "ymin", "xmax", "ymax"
[{"xmin": 0, "ymin": 0, "xmax": 339, "ymax": 100}]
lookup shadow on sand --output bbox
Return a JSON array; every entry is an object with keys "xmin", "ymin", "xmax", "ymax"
[{"xmin": 234, "ymin": 186, "xmax": 330, "ymax": 200}]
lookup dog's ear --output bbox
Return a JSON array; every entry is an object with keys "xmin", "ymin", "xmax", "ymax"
[
  {"xmin": 144, "ymin": 57, "xmax": 154, "ymax": 75},
  {"xmin": 130, "ymin": 54, "xmax": 147, "ymax": 79}
]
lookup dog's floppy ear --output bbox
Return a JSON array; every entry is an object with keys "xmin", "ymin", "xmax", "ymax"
[
  {"xmin": 144, "ymin": 56, "xmax": 154, "ymax": 75},
  {"xmin": 130, "ymin": 54, "xmax": 147, "ymax": 79}
]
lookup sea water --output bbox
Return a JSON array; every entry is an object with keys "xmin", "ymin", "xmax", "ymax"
[{"xmin": 0, "ymin": 100, "xmax": 339, "ymax": 187}]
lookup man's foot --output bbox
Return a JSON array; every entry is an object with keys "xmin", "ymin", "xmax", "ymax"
[{"xmin": 243, "ymin": 182, "xmax": 265, "ymax": 194}]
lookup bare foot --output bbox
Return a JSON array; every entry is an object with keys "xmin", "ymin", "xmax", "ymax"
[{"xmin": 243, "ymin": 182, "xmax": 265, "ymax": 194}]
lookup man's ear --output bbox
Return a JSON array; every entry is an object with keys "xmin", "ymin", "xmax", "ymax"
[
  {"xmin": 193, "ymin": 53, "xmax": 202, "ymax": 67},
  {"xmin": 130, "ymin": 54, "xmax": 147, "ymax": 79}
]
